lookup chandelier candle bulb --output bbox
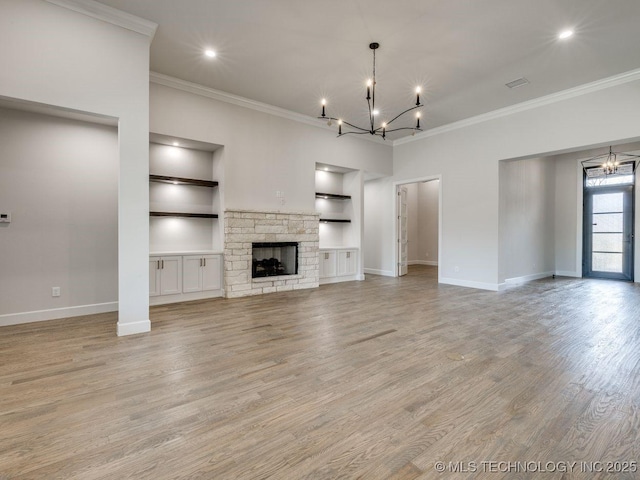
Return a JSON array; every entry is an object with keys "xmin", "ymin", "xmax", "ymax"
[
  {"xmin": 416, "ymin": 86, "xmax": 421, "ymax": 106},
  {"xmin": 321, "ymin": 98, "xmax": 326, "ymax": 117},
  {"xmin": 366, "ymin": 80, "xmax": 372, "ymax": 100},
  {"xmin": 416, "ymin": 111, "xmax": 421, "ymax": 129},
  {"xmin": 338, "ymin": 119, "xmax": 342, "ymax": 135}
]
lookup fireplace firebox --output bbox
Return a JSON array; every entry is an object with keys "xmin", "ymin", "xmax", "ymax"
[{"xmin": 252, "ymin": 242, "xmax": 298, "ymax": 278}]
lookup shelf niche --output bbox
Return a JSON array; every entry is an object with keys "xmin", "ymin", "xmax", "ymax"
[{"xmin": 149, "ymin": 138, "xmax": 223, "ymax": 253}]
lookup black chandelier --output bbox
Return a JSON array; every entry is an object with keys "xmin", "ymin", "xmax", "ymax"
[
  {"xmin": 581, "ymin": 146, "xmax": 640, "ymax": 178},
  {"xmin": 319, "ymin": 42, "xmax": 423, "ymax": 140}
]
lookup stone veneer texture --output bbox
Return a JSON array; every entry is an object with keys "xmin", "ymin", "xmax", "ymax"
[{"xmin": 224, "ymin": 210, "xmax": 319, "ymax": 298}]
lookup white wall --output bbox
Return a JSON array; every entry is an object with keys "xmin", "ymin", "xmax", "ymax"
[
  {"xmin": 149, "ymin": 82, "xmax": 393, "ymax": 214},
  {"xmin": 0, "ymin": 108, "xmax": 118, "ymax": 324},
  {"xmin": 554, "ymin": 154, "xmax": 580, "ymax": 276},
  {"xmin": 364, "ymin": 177, "xmax": 396, "ymax": 276},
  {"xmin": 0, "ymin": 0, "xmax": 154, "ymax": 334},
  {"xmin": 367, "ymin": 75, "xmax": 640, "ymax": 290},
  {"xmin": 498, "ymin": 157, "xmax": 555, "ymax": 283}
]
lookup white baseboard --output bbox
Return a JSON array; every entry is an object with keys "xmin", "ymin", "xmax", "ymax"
[
  {"xmin": 117, "ymin": 319, "xmax": 151, "ymax": 336},
  {"xmin": 439, "ymin": 277, "xmax": 500, "ymax": 292},
  {"xmin": 320, "ymin": 274, "xmax": 360, "ymax": 285},
  {"xmin": 0, "ymin": 302, "xmax": 118, "ymax": 327},
  {"xmin": 408, "ymin": 260, "xmax": 438, "ymax": 266},
  {"xmin": 555, "ymin": 270, "xmax": 581, "ymax": 278},
  {"xmin": 150, "ymin": 289, "xmax": 224, "ymax": 306},
  {"xmin": 364, "ymin": 268, "xmax": 395, "ymax": 277},
  {"xmin": 505, "ymin": 271, "xmax": 555, "ymax": 285}
]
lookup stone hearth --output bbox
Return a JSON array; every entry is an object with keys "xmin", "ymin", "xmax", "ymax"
[{"xmin": 224, "ymin": 210, "xmax": 319, "ymax": 298}]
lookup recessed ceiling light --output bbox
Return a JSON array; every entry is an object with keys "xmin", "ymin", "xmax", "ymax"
[
  {"xmin": 558, "ymin": 29, "xmax": 574, "ymax": 40},
  {"xmin": 204, "ymin": 49, "xmax": 216, "ymax": 58}
]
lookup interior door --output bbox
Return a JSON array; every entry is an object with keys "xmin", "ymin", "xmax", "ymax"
[
  {"xmin": 583, "ymin": 185, "xmax": 634, "ymax": 280},
  {"xmin": 398, "ymin": 186, "xmax": 408, "ymax": 276}
]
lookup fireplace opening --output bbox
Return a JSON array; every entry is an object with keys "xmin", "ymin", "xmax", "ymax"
[{"xmin": 252, "ymin": 242, "xmax": 298, "ymax": 278}]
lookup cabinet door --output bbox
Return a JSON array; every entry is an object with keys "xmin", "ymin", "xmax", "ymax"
[
  {"xmin": 160, "ymin": 256, "xmax": 182, "ymax": 295},
  {"xmin": 201, "ymin": 255, "xmax": 222, "ymax": 291},
  {"xmin": 337, "ymin": 250, "xmax": 357, "ymax": 276},
  {"xmin": 149, "ymin": 257, "xmax": 162, "ymax": 296},
  {"xmin": 182, "ymin": 255, "xmax": 203, "ymax": 293},
  {"xmin": 319, "ymin": 250, "xmax": 336, "ymax": 278}
]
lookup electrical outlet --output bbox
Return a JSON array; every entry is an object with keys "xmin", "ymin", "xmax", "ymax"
[{"xmin": 52, "ymin": 287, "xmax": 61, "ymax": 297}]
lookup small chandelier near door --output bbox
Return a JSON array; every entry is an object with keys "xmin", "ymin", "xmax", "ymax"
[
  {"xmin": 319, "ymin": 42, "xmax": 424, "ymax": 140},
  {"xmin": 581, "ymin": 146, "xmax": 640, "ymax": 178}
]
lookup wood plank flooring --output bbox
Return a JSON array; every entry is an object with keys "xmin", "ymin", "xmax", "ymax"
[{"xmin": 1, "ymin": 266, "xmax": 640, "ymax": 479}]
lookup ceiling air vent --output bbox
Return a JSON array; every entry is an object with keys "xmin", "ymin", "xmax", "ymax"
[{"xmin": 505, "ymin": 77, "xmax": 530, "ymax": 89}]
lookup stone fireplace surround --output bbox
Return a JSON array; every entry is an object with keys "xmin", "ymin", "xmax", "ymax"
[{"xmin": 224, "ymin": 209, "xmax": 319, "ymax": 298}]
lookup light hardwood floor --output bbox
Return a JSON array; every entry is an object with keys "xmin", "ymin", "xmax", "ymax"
[{"xmin": 1, "ymin": 266, "xmax": 639, "ymax": 479}]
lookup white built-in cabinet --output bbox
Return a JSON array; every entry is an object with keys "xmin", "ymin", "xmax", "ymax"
[
  {"xmin": 183, "ymin": 254, "xmax": 222, "ymax": 293},
  {"xmin": 149, "ymin": 256, "xmax": 183, "ymax": 296},
  {"xmin": 337, "ymin": 249, "xmax": 358, "ymax": 276},
  {"xmin": 315, "ymin": 164, "xmax": 363, "ymax": 285},
  {"xmin": 319, "ymin": 250, "xmax": 337, "ymax": 278},
  {"xmin": 150, "ymin": 253, "xmax": 223, "ymax": 305},
  {"xmin": 319, "ymin": 248, "xmax": 358, "ymax": 282}
]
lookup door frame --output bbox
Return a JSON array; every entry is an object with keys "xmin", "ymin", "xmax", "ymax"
[
  {"xmin": 393, "ymin": 175, "xmax": 443, "ymax": 279},
  {"xmin": 397, "ymin": 185, "xmax": 409, "ymax": 276},
  {"xmin": 582, "ymin": 183, "xmax": 635, "ymax": 280}
]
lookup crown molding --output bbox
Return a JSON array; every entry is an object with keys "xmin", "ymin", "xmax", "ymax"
[
  {"xmin": 393, "ymin": 68, "xmax": 640, "ymax": 147},
  {"xmin": 153, "ymin": 66, "xmax": 640, "ymax": 149},
  {"xmin": 46, "ymin": 0, "xmax": 158, "ymax": 39},
  {"xmin": 149, "ymin": 72, "xmax": 386, "ymax": 145}
]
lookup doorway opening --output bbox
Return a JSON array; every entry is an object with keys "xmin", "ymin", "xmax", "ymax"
[
  {"xmin": 395, "ymin": 179, "xmax": 440, "ymax": 278},
  {"xmin": 583, "ymin": 169, "xmax": 635, "ymax": 281}
]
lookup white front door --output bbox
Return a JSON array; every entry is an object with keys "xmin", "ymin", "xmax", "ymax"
[{"xmin": 398, "ymin": 186, "xmax": 408, "ymax": 276}]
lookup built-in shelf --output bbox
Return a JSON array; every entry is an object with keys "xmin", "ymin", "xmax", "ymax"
[
  {"xmin": 149, "ymin": 174, "xmax": 218, "ymax": 188},
  {"xmin": 315, "ymin": 192, "xmax": 351, "ymax": 200},
  {"xmin": 320, "ymin": 218, "xmax": 351, "ymax": 223},
  {"xmin": 150, "ymin": 212, "xmax": 218, "ymax": 219}
]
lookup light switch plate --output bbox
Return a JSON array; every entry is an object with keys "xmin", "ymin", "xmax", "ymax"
[{"xmin": 0, "ymin": 213, "xmax": 11, "ymax": 223}]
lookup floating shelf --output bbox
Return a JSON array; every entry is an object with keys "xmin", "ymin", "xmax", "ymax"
[
  {"xmin": 316, "ymin": 192, "xmax": 351, "ymax": 200},
  {"xmin": 320, "ymin": 219, "xmax": 351, "ymax": 223},
  {"xmin": 150, "ymin": 175, "xmax": 218, "ymax": 188},
  {"xmin": 150, "ymin": 212, "xmax": 218, "ymax": 219}
]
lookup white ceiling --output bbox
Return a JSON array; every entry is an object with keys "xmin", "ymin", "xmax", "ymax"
[{"xmin": 96, "ymin": 0, "xmax": 640, "ymax": 140}]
